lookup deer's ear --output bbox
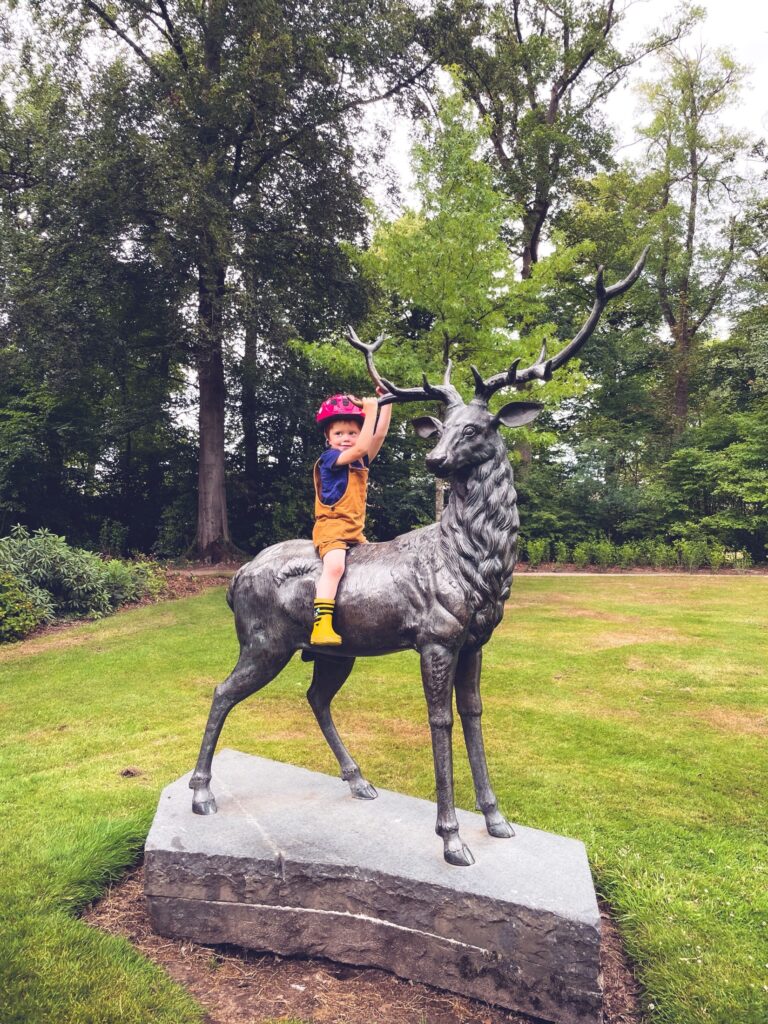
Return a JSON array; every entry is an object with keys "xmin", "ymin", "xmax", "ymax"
[
  {"xmin": 412, "ymin": 415, "xmax": 443, "ymax": 438},
  {"xmin": 492, "ymin": 401, "xmax": 543, "ymax": 429}
]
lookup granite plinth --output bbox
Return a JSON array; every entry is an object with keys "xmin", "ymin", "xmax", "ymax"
[{"xmin": 144, "ymin": 749, "xmax": 602, "ymax": 1024}]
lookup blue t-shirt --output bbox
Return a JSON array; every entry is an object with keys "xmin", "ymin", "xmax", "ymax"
[{"xmin": 317, "ymin": 449, "xmax": 369, "ymax": 505}]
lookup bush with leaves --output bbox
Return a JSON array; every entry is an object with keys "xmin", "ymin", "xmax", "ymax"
[
  {"xmin": 525, "ymin": 538, "xmax": 551, "ymax": 568},
  {"xmin": 0, "ymin": 527, "xmax": 167, "ymax": 631},
  {"xmin": 554, "ymin": 541, "xmax": 570, "ymax": 563},
  {"xmin": 679, "ymin": 540, "xmax": 709, "ymax": 571},
  {"xmin": 0, "ymin": 570, "xmax": 47, "ymax": 642},
  {"xmin": 572, "ymin": 541, "xmax": 593, "ymax": 568}
]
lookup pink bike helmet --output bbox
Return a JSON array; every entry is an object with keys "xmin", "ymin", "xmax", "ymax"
[{"xmin": 316, "ymin": 394, "xmax": 365, "ymax": 427}]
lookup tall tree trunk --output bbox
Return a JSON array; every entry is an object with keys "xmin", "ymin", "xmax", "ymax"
[
  {"xmin": 191, "ymin": 257, "xmax": 239, "ymax": 561},
  {"xmin": 672, "ymin": 327, "xmax": 691, "ymax": 427},
  {"xmin": 241, "ymin": 310, "xmax": 259, "ymax": 508}
]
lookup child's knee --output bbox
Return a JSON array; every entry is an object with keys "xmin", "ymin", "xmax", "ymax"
[
  {"xmin": 323, "ymin": 551, "xmax": 346, "ymax": 580},
  {"xmin": 327, "ymin": 560, "xmax": 345, "ymax": 580}
]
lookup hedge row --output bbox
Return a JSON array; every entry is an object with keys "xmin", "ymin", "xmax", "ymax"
[
  {"xmin": 0, "ymin": 527, "xmax": 167, "ymax": 643},
  {"xmin": 520, "ymin": 537, "xmax": 754, "ymax": 571}
]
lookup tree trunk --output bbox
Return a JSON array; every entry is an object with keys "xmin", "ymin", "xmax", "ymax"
[
  {"xmin": 191, "ymin": 258, "xmax": 241, "ymax": 562},
  {"xmin": 241, "ymin": 313, "xmax": 260, "ymax": 509}
]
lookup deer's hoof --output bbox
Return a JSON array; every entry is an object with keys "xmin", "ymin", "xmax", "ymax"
[
  {"xmin": 444, "ymin": 840, "xmax": 475, "ymax": 867},
  {"xmin": 192, "ymin": 788, "xmax": 217, "ymax": 815},
  {"xmin": 350, "ymin": 778, "xmax": 378, "ymax": 800},
  {"xmin": 486, "ymin": 815, "xmax": 515, "ymax": 839}
]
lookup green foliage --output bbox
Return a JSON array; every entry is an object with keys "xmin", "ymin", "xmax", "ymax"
[
  {"xmin": 524, "ymin": 538, "xmax": 550, "ymax": 568},
  {"xmin": 0, "ymin": 570, "xmax": 46, "ymax": 642},
  {"xmin": 0, "ymin": 527, "xmax": 166, "ymax": 634},
  {"xmin": 572, "ymin": 541, "xmax": 593, "ymax": 568}
]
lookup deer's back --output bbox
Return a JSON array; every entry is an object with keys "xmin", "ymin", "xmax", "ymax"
[{"xmin": 228, "ymin": 527, "xmax": 472, "ymax": 654}]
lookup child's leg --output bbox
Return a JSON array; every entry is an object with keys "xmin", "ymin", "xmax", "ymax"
[
  {"xmin": 316, "ymin": 549, "xmax": 347, "ymax": 600},
  {"xmin": 312, "ymin": 548, "xmax": 346, "ymax": 644}
]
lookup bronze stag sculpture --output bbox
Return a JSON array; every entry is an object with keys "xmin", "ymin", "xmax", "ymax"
[{"xmin": 189, "ymin": 252, "xmax": 647, "ymax": 866}]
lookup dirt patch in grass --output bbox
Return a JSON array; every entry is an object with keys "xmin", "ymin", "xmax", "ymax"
[
  {"xmin": 691, "ymin": 707, "xmax": 768, "ymax": 737},
  {"xmin": 84, "ymin": 865, "xmax": 643, "ymax": 1024},
  {"xmin": 584, "ymin": 628, "xmax": 681, "ymax": 651}
]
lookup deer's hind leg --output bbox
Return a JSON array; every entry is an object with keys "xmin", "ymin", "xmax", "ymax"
[
  {"xmin": 307, "ymin": 655, "xmax": 377, "ymax": 800},
  {"xmin": 455, "ymin": 647, "xmax": 514, "ymax": 839},
  {"xmin": 190, "ymin": 644, "xmax": 293, "ymax": 814}
]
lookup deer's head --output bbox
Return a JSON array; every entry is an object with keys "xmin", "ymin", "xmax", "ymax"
[
  {"xmin": 408, "ymin": 379, "xmax": 542, "ymax": 479},
  {"xmin": 347, "ymin": 250, "xmax": 648, "ymax": 479}
]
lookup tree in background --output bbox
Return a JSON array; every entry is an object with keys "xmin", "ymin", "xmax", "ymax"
[
  {"xmin": 19, "ymin": 0, "xmax": 432, "ymax": 559},
  {"xmin": 431, "ymin": 0, "xmax": 695, "ymax": 277},
  {"xmin": 349, "ymin": 83, "xmax": 602, "ymax": 519},
  {"xmin": 0, "ymin": 50, "xmax": 191, "ymax": 548},
  {"xmin": 527, "ymin": 44, "xmax": 765, "ymax": 556},
  {"xmin": 636, "ymin": 46, "xmax": 751, "ymax": 429}
]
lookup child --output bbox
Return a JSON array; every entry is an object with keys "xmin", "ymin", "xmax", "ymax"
[{"xmin": 311, "ymin": 390, "xmax": 392, "ymax": 645}]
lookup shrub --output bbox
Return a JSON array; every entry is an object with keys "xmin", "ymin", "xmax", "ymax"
[
  {"xmin": 618, "ymin": 542, "xmax": 640, "ymax": 569},
  {"xmin": 728, "ymin": 549, "xmax": 753, "ymax": 572},
  {"xmin": 679, "ymin": 539, "xmax": 709, "ymax": 571},
  {"xmin": 707, "ymin": 544, "xmax": 726, "ymax": 571},
  {"xmin": 554, "ymin": 541, "xmax": 570, "ymax": 564},
  {"xmin": 103, "ymin": 560, "xmax": 142, "ymax": 606},
  {"xmin": 131, "ymin": 561, "xmax": 167, "ymax": 600},
  {"xmin": 526, "ymin": 538, "xmax": 550, "ymax": 569},
  {"xmin": 98, "ymin": 519, "xmax": 128, "ymax": 557},
  {"xmin": 0, "ymin": 528, "xmax": 168, "ymax": 630},
  {"xmin": 572, "ymin": 541, "xmax": 593, "ymax": 568},
  {"xmin": 650, "ymin": 541, "xmax": 678, "ymax": 569},
  {"xmin": 0, "ymin": 570, "xmax": 46, "ymax": 642},
  {"xmin": 593, "ymin": 539, "xmax": 617, "ymax": 567}
]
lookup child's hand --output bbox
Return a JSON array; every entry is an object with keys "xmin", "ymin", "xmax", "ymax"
[{"xmin": 349, "ymin": 395, "xmax": 378, "ymax": 410}]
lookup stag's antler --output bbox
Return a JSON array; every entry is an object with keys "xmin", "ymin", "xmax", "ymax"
[
  {"xmin": 345, "ymin": 327, "xmax": 387, "ymax": 392},
  {"xmin": 472, "ymin": 247, "xmax": 649, "ymax": 404},
  {"xmin": 346, "ymin": 326, "xmax": 462, "ymax": 408}
]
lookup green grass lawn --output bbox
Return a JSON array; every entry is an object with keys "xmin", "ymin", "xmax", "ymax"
[{"xmin": 0, "ymin": 576, "xmax": 766, "ymax": 1024}]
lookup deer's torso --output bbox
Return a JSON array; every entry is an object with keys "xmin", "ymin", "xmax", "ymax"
[{"xmin": 231, "ymin": 443, "xmax": 519, "ymax": 657}]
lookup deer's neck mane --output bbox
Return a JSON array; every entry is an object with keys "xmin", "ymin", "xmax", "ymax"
[{"xmin": 440, "ymin": 440, "xmax": 518, "ymax": 648}]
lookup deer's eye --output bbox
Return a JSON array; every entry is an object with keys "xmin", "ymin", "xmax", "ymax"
[{"xmin": 462, "ymin": 425, "xmax": 477, "ymax": 438}]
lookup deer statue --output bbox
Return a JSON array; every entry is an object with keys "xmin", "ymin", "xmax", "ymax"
[{"xmin": 189, "ymin": 251, "xmax": 647, "ymax": 866}]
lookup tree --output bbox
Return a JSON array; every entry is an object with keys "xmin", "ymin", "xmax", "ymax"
[
  {"xmin": 430, "ymin": 0, "xmax": 695, "ymax": 276},
  {"xmin": 0, "ymin": 51, "xmax": 191, "ymax": 547},
  {"xmin": 352, "ymin": 83, "xmax": 588, "ymax": 518},
  {"xmin": 636, "ymin": 46, "xmax": 752, "ymax": 429},
  {"xmin": 20, "ymin": 0, "xmax": 432, "ymax": 559}
]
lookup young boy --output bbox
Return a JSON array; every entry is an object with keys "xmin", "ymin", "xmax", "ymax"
[{"xmin": 311, "ymin": 391, "xmax": 391, "ymax": 645}]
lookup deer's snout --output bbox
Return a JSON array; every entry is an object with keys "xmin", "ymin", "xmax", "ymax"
[{"xmin": 426, "ymin": 451, "xmax": 450, "ymax": 476}]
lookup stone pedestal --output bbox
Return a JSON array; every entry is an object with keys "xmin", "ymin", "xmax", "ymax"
[{"xmin": 144, "ymin": 749, "xmax": 602, "ymax": 1024}]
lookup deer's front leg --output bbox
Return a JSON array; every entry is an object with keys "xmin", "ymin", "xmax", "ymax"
[
  {"xmin": 455, "ymin": 648, "xmax": 514, "ymax": 839},
  {"xmin": 420, "ymin": 644, "xmax": 474, "ymax": 867}
]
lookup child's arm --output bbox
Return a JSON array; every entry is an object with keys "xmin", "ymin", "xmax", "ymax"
[
  {"xmin": 334, "ymin": 397, "xmax": 379, "ymax": 465},
  {"xmin": 366, "ymin": 390, "xmax": 392, "ymax": 463}
]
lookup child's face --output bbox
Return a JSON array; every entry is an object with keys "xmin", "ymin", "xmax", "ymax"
[{"xmin": 326, "ymin": 419, "xmax": 362, "ymax": 451}]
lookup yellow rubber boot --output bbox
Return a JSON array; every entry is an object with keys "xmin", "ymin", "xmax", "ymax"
[{"xmin": 311, "ymin": 600, "xmax": 342, "ymax": 645}]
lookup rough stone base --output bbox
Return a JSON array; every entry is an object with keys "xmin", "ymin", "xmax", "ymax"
[{"xmin": 144, "ymin": 750, "xmax": 602, "ymax": 1024}]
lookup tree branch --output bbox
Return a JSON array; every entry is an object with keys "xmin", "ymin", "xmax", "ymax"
[
  {"xmin": 82, "ymin": 0, "xmax": 166, "ymax": 81},
  {"xmin": 242, "ymin": 60, "xmax": 435, "ymax": 186}
]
